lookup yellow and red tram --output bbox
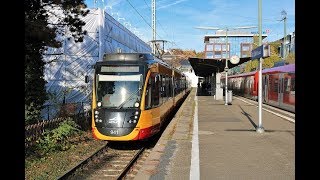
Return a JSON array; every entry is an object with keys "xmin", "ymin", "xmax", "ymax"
[{"xmin": 92, "ymin": 53, "xmax": 190, "ymax": 141}]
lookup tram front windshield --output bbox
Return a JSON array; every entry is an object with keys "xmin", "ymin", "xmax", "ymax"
[{"xmin": 96, "ymin": 74, "xmax": 143, "ymax": 108}]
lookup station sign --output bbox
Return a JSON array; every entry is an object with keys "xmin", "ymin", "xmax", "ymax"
[
  {"xmin": 251, "ymin": 29, "xmax": 269, "ymax": 34},
  {"xmin": 251, "ymin": 44, "xmax": 270, "ymax": 59}
]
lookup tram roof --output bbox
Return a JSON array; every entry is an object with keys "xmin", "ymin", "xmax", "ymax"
[
  {"xmin": 102, "ymin": 53, "xmax": 183, "ymax": 74},
  {"xmin": 103, "ymin": 53, "xmax": 154, "ymax": 61}
]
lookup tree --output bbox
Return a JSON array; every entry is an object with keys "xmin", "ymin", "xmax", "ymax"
[
  {"xmin": 244, "ymin": 38, "xmax": 283, "ymax": 72},
  {"xmin": 252, "ymin": 35, "xmax": 259, "ymax": 49},
  {"xmin": 262, "ymin": 41, "xmax": 282, "ymax": 68},
  {"xmin": 285, "ymin": 52, "xmax": 295, "ymax": 64},
  {"xmin": 244, "ymin": 59, "xmax": 259, "ymax": 72},
  {"xmin": 164, "ymin": 49, "xmax": 196, "ymax": 67},
  {"xmin": 243, "ymin": 35, "xmax": 259, "ymax": 72},
  {"xmin": 25, "ymin": 0, "xmax": 89, "ymax": 124},
  {"xmin": 196, "ymin": 51, "xmax": 205, "ymax": 58}
]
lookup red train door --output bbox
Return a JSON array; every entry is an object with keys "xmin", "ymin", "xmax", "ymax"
[
  {"xmin": 281, "ymin": 73, "xmax": 295, "ymax": 112},
  {"xmin": 267, "ymin": 74, "xmax": 279, "ymax": 105},
  {"xmin": 278, "ymin": 74, "xmax": 284, "ymax": 107},
  {"xmin": 253, "ymin": 71, "xmax": 259, "ymax": 97},
  {"xmin": 263, "ymin": 75, "xmax": 268, "ymax": 103}
]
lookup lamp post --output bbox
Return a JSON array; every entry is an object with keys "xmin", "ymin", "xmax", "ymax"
[
  {"xmin": 195, "ymin": 26, "xmax": 256, "ymax": 105},
  {"xmin": 256, "ymin": 0, "xmax": 264, "ymax": 133},
  {"xmin": 224, "ymin": 29, "xmax": 229, "ymax": 105}
]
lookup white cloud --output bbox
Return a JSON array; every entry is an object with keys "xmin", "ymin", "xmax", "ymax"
[
  {"xmin": 87, "ymin": 0, "xmax": 294, "ymax": 51},
  {"xmin": 106, "ymin": 0, "xmax": 124, "ymax": 7},
  {"xmin": 157, "ymin": 0, "xmax": 188, "ymax": 10}
]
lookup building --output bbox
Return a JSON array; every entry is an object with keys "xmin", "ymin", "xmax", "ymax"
[
  {"xmin": 178, "ymin": 59, "xmax": 192, "ymax": 72},
  {"xmin": 41, "ymin": 8, "xmax": 152, "ymax": 120},
  {"xmin": 203, "ymin": 30, "xmax": 268, "ymax": 59},
  {"xmin": 278, "ymin": 31, "xmax": 295, "ymax": 58},
  {"xmin": 178, "ymin": 60, "xmax": 198, "ymax": 87},
  {"xmin": 188, "ymin": 30, "xmax": 267, "ymax": 99}
]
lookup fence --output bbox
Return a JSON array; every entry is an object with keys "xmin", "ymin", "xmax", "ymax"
[
  {"xmin": 41, "ymin": 101, "xmax": 90, "ymax": 121},
  {"xmin": 25, "ymin": 102, "xmax": 92, "ymax": 148}
]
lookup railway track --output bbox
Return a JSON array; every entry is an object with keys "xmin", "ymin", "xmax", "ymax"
[
  {"xmin": 57, "ymin": 91, "xmax": 189, "ymax": 180},
  {"xmin": 58, "ymin": 142, "xmax": 150, "ymax": 180},
  {"xmin": 234, "ymin": 95, "xmax": 295, "ymax": 123}
]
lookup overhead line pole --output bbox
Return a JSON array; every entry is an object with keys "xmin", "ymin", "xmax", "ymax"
[
  {"xmin": 152, "ymin": 0, "xmax": 156, "ymax": 55},
  {"xmin": 281, "ymin": 10, "xmax": 287, "ymax": 60}
]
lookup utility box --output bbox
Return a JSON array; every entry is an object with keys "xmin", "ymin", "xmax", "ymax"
[
  {"xmin": 227, "ymin": 90, "xmax": 232, "ymax": 104},
  {"xmin": 215, "ymin": 88, "xmax": 223, "ymax": 100}
]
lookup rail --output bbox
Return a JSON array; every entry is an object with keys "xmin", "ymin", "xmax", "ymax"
[
  {"xmin": 117, "ymin": 147, "xmax": 146, "ymax": 179},
  {"xmin": 57, "ymin": 143, "xmax": 109, "ymax": 179}
]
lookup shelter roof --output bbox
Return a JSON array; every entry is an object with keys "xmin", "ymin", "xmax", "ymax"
[{"xmin": 188, "ymin": 57, "xmax": 251, "ymax": 77}]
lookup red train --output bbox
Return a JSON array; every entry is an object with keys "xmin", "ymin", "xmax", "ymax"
[{"xmin": 222, "ymin": 64, "xmax": 295, "ymax": 113}]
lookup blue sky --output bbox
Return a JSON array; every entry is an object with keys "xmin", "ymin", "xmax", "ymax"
[{"xmin": 85, "ymin": 0, "xmax": 295, "ymax": 52}]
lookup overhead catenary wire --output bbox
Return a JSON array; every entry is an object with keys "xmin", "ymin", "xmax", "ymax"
[
  {"xmin": 125, "ymin": 0, "xmax": 162, "ymax": 40},
  {"xmin": 142, "ymin": 0, "xmax": 170, "ymax": 39},
  {"xmin": 125, "ymin": 0, "xmax": 188, "ymax": 52}
]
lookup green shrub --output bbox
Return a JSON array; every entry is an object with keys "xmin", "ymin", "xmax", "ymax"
[
  {"xmin": 25, "ymin": 102, "xmax": 42, "ymax": 125},
  {"xmin": 36, "ymin": 118, "xmax": 81, "ymax": 154}
]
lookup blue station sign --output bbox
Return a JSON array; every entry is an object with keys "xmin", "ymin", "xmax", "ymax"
[{"xmin": 251, "ymin": 44, "xmax": 270, "ymax": 59}]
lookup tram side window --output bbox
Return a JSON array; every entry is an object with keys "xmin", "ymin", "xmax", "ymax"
[
  {"xmin": 177, "ymin": 77, "xmax": 181, "ymax": 93},
  {"xmin": 159, "ymin": 75, "xmax": 163, "ymax": 105},
  {"xmin": 169, "ymin": 77, "xmax": 174, "ymax": 97},
  {"xmin": 157, "ymin": 74, "xmax": 162, "ymax": 105},
  {"xmin": 166, "ymin": 76, "xmax": 171, "ymax": 97},
  {"xmin": 161, "ymin": 75, "xmax": 167, "ymax": 100},
  {"xmin": 145, "ymin": 73, "xmax": 160, "ymax": 109},
  {"xmin": 178, "ymin": 77, "xmax": 181, "ymax": 94},
  {"xmin": 145, "ymin": 78, "xmax": 152, "ymax": 109},
  {"xmin": 174, "ymin": 77, "xmax": 178, "ymax": 94},
  {"xmin": 179, "ymin": 78, "xmax": 182, "ymax": 92},
  {"xmin": 180, "ymin": 77, "xmax": 183, "ymax": 92},
  {"xmin": 151, "ymin": 74, "xmax": 160, "ymax": 107},
  {"xmin": 181, "ymin": 78, "xmax": 185, "ymax": 91},
  {"xmin": 185, "ymin": 78, "xmax": 188, "ymax": 89}
]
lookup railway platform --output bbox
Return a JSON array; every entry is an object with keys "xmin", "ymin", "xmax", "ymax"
[{"xmin": 134, "ymin": 87, "xmax": 295, "ymax": 179}]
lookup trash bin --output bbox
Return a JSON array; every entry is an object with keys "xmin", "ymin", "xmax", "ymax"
[{"xmin": 227, "ymin": 90, "xmax": 232, "ymax": 104}]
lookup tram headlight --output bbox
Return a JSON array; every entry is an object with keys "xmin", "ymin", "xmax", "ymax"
[
  {"xmin": 134, "ymin": 102, "xmax": 140, "ymax": 107},
  {"xmin": 97, "ymin": 102, "xmax": 102, "ymax": 107}
]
